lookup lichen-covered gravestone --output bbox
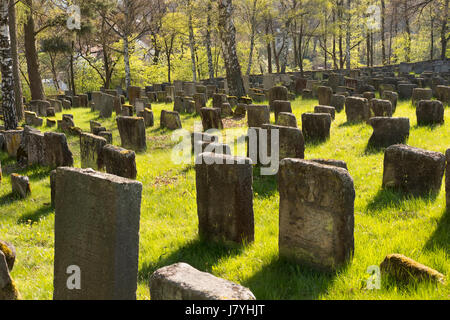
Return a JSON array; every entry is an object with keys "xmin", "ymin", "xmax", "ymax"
[
  {"xmin": 301, "ymin": 113, "xmax": 332, "ymax": 141},
  {"xmin": 246, "ymin": 105, "xmax": 270, "ymax": 128},
  {"xmin": 382, "ymin": 145, "xmax": 446, "ymax": 196},
  {"xmin": 345, "ymin": 97, "xmax": 370, "ymax": 123},
  {"xmin": 273, "ymin": 100, "xmax": 292, "ymax": 123},
  {"xmin": 101, "ymin": 144, "xmax": 137, "ymax": 180},
  {"xmin": 278, "ymin": 159, "xmax": 355, "ymax": 272},
  {"xmin": 195, "ymin": 153, "xmax": 254, "ymax": 244},
  {"xmin": 44, "ymin": 132, "xmax": 74, "ymax": 168},
  {"xmin": 160, "ymin": 110, "xmax": 182, "ymax": 130},
  {"xmin": 80, "ymin": 132, "xmax": 107, "ymax": 170},
  {"xmin": 200, "ymin": 108, "xmax": 223, "ymax": 131},
  {"xmin": 116, "ymin": 116, "xmax": 147, "ymax": 152},
  {"xmin": 53, "ymin": 167, "xmax": 142, "ymax": 300}
]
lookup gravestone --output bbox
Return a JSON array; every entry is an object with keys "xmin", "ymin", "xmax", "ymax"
[
  {"xmin": 381, "ymin": 91, "xmax": 398, "ymax": 113},
  {"xmin": 268, "ymin": 86, "xmax": 288, "ymax": 111},
  {"xmin": 247, "ymin": 105, "xmax": 270, "ymax": 128},
  {"xmin": 101, "ymin": 144, "xmax": 137, "ymax": 180},
  {"xmin": 276, "ymin": 112, "xmax": 298, "ymax": 128},
  {"xmin": 160, "ymin": 110, "xmax": 182, "ymax": 130},
  {"xmin": 382, "ymin": 144, "xmax": 446, "ymax": 196},
  {"xmin": 301, "ymin": 113, "xmax": 332, "ymax": 141},
  {"xmin": 370, "ymin": 99, "xmax": 393, "ymax": 117},
  {"xmin": 317, "ymin": 86, "xmax": 333, "ymax": 106},
  {"xmin": 345, "ymin": 97, "xmax": 370, "ymax": 123},
  {"xmin": 412, "ymin": 88, "xmax": 433, "ymax": 106},
  {"xmin": 220, "ymin": 103, "xmax": 233, "ymax": 117},
  {"xmin": 11, "ymin": 174, "xmax": 31, "ymax": 198},
  {"xmin": 2, "ymin": 130, "xmax": 23, "ymax": 157},
  {"xmin": 98, "ymin": 131, "xmax": 113, "ymax": 145},
  {"xmin": 200, "ymin": 108, "xmax": 223, "ymax": 131},
  {"xmin": 260, "ymin": 124, "xmax": 305, "ymax": 161},
  {"xmin": 368, "ymin": 117, "xmax": 410, "ymax": 149},
  {"xmin": 127, "ymin": 86, "xmax": 141, "ymax": 106},
  {"xmin": 116, "ymin": 117, "xmax": 147, "ymax": 152},
  {"xmin": 195, "ymin": 153, "xmax": 254, "ymax": 244},
  {"xmin": 80, "ymin": 133, "xmax": 107, "ymax": 170},
  {"xmin": 29, "ymin": 100, "xmax": 50, "ymax": 117},
  {"xmin": 273, "ymin": 100, "xmax": 292, "ymax": 123},
  {"xmin": 331, "ymin": 94, "xmax": 346, "ymax": 113},
  {"xmin": 314, "ymin": 106, "xmax": 336, "ymax": 120},
  {"xmin": 310, "ymin": 159, "xmax": 348, "ymax": 170},
  {"xmin": 435, "ymin": 85, "xmax": 450, "ymax": 105},
  {"xmin": 416, "ymin": 100, "xmax": 444, "ymax": 126},
  {"xmin": 53, "ymin": 167, "xmax": 142, "ymax": 300},
  {"xmin": 149, "ymin": 263, "xmax": 255, "ymax": 300},
  {"xmin": 279, "ymin": 159, "xmax": 355, "ymax": 272},
  {"xmin": 27, "ymin": 130, "xmax": 45, "ymax": 166},
  {"xmin": 193, "ymin": 93, "xmax": 206, "ymax": 113},
  {"xmin": 99, "ymin": 94, "xmax": 115, "ymax": 118},
  {"xmin": 44, "ymin": 132, "xmax": 74, "ymax": 168},
  {"xmin": 398, "ymin": 83, "xmax": 417, "ymax": 100},
  {"xmin": 446, "ymin": 149, "xmax": 450, "ymax": 209}
]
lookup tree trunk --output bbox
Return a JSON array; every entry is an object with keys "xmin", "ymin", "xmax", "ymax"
[
  {"xmin": 0, "ymin": 0, "xmax": 17, "ymax": 129},
  {"xmin": 246, "ymin": 0, "xmax": 257, "ymax": 76},
  {"xmin": 70, "ymin": 40, "xmax": 76, "ymax": 94},
  {"xmin": 8, "ymin": 0, "xmax": 22, "ymax": 121},
  {"xmin": 404, "ymin": 1, "xmax": 411, "ymax": 62},
  {"xmin": 188, "ymin": 9, "xmax": 197, "ymax": 82},
  {"xmin": 217, "ymin": 0, "xmax": 245, "ymax": 97},
  {"xmin": 24, "ymin": 0, "xmax": 45, "ymax": 101},
  {"xmin": 381, "ymin": 0, "xmax": 386, "ymax": 65},
  {"xmin": 123, "ymin": 35, "xmax": 131, "ymax": 88},
  {"xmin": 345, "ymin": 0, "xmax": 351, "ymax": 70},
  {"xmin": 266, "ymin": 22, "xmax": 272, "ymax": 73},
  {"xmin": 205, "ymin": 1, "xmax": 215, "ymax": 80},
  {"xmin": 441, "ymin": 0, "xmax": 449, "ymax": 60}
]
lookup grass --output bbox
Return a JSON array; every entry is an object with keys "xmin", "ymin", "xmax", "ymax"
[{"xmin": 0, "ymin": 96, "xmax": 449, "ymax": 300}]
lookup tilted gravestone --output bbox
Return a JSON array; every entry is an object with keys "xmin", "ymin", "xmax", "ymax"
[
  {"xmin": 368, "ymin": 117, "xmax": 410, "ymax": 149},
  {"xmin": 116, "ymin": 116, "xmax": 147, "ymax": 152},
  {"xmin": 149, "ymin": 263, "xmax": 255, "ymax": 300},
  {"xmin": 382, "ymin": 145, "xmax": 446, "ymax": 197},
  {"xmin": 416, "ymin": 100, "xmax": 444, "ymax": 126},
  {"xmin": 101, "ymin": 144, "xmax": 137, "ymax": 180},
  {"xmin": 160, "ymin": 110, "xmax": 182, "ymax": 130},
  {"xmin": 278, "ymin": 159, "xmax": 355, "ymax": 272},
  {"xmin": 53, "ymin": 167, "xmax": 142, "ymax": 300},
  {"xmin": 195, "ymin": 153, "xmax": 254, "ymax": 244},
  {"xmin": 80, "ymin": 133, "xmax": 107, "ymax": 170}
]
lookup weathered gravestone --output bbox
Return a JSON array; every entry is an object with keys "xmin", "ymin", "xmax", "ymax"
[
  {"xmin": 80, "ymin": 133, "xmax": 107, "ymax": 170},
  {"xmin": 53, "ymin": 167, "xmax": 142, "ymax": 300},
  {"xmin": 220, "ymin": 103, "xmax": 233, "ymax": 117},
  {"xmin": 200, "ymin": 108, "xmax": 223, "ymax": 131},
  {"xmin": 314, "ymin": 106, "xmax": 336, "ymax": 120},
  {"xmin": 276, "ymin": 112, "xmax": 298, "ymax": 128},
  {"xmin": 436, "ymin": 85, "xmax": 450, "ymax": 105},
  {"xmin": 11, "ymin": 174, "xmax": 31, "ymax": 198},
  {"xmin": 101, "ymin": 144, "xmax": 137, "ymax": 180},
  {"xmin": 416, "ymin": 100, "xmax": 444, "ymax": 126},
  {"xmin": 44, "ymin": 132, "xmax": 74, "ymax": 168},
  {"xmin": 317, "ymin": 86, "xmax": 333, "ymax": 106},
  {"xmin": 278, "ymin": 159, "xmax": 355, "ymax": 272},
  {"xmin": 368, "ymin": 117, "xmax": 410, "ymax": 149},
  {"xmin": 381, "ymin": 91, "xmax": 398, "ymax": 114},
  {"xmin": 26, "ymin": 130, "xmax": 45, "ymax": 166},
  {"xmin": 116, "ymin": 116, "xmax": 147, "ymax": 152},
  {"xmin": 345, "ymin": 97, "xmax": 370, "ymax": 123},
  {"xmin": 195, "ymin": 153, "xmax": 254, "ymax": 244},
  {"xmin": 301, "ymin": 113, "xmax": 332, "ymax": 141},
  {"xmin": 0, "ymin": 251, "xmax": 20, "ymax": 300},
  {"xmin": 310, "ymin": 159, "xmax": 348, "ymax": 170},
  {"xmin": 412, "ymin": 88, "xmax": 433, "ymax": 106},
  {"xmin": 137, "ymin": 108, "xmax": 154, "ymax": 127},
  {"xmin": 268, "ymin": 86, "xmax": 288, "ymax": 111},
  {"xmin": 370, "ymin": 99, "xmax": 393, "ymax": 117},
  {"xmin": 160, "ymin": 110, "xmax": 182, "ymax": 130},
  {"xmin": 246, "ymin": 105, "xmax": 270, "ymax": 128},
  {"xmin": 398, "ymin": 83, "xmax": 417, "ymax": 100},
  {"xmin": 149, "ymin": 263, "xmax": 256, "ymax": 300},
  {"xmin": 127, "ymin": 86, "xmax": 141, "ymax": 106},
  {"xmin": 273, "ymin": 100, "xmax": 292, "ymax": 123},
  {"xmin": 331, "ymin": 94, "xmax": 346, "ymax": 113},
  {"xmin": 29, "ymin": 100, "xmax": 50, "ymax": 117},
  {"xmin": 382, "ymin": 145, "xmax": 446, "ymax": 196},
  {"xmin": 260, "ymin": 124, "xmax": 306, "ymax": 161},
  {"xmin": 2, "ymin": 130, "xmax": 23, "ymax": 157},
  {"xmin": 99, "ymin": 93, "xmax": 115, "ymax": 118}
]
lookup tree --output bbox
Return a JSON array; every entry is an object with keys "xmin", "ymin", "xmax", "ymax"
[
  {"xmin": 8, "ymin": 0, "xmax": 23, "ymax": 121},
  {"xmin": 0, "ymin": 0, "xmax": 17, "ymax": 129},
  {"xmin": 218, "ymin": 0, "xmax": 245, "ymax": 97}
]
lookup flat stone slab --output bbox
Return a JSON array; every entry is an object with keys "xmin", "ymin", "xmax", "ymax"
[{"xmin": 149, "ymin": 263, "xmax": 256, "ymax": 300}]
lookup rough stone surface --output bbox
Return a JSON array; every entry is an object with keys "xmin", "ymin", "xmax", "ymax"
[
  {"xmin": 412, "ymin": 88, "xmax": 433, "ymax": 106},
  {"xmin": 11, "ymin": 174, "xmax": 31, "ymax": 198},
  {"xmin": 268, "ymin": 86, "xmax": 288, "ymax": 110},
  {"xmin": 149, "ymin": 263, "xmax": 256, "ymax": 300},
  {"xmin": 345, "ymin": 97, "xmax": 370, "ymax": 123},
  {"xmin": 398, "ymin": 83, "xmax": 417, "ymax": 100},
  {"xmin": 381, "ymin": 91, "xmax": 398, "ymax": 113},
  {"xmin": 380, "ymin": 254, "xmax": 445, "ymax": 284},
  {"xmin": 200, "ymin": 108, "xmax": 223, "ymax": 131},
  {"xmin": 247, "ymin": 105, "xmax": 270, "ymax": 128},
  {"xmin": 43, "ymin": 132, "xmax": 74, "ymax": 168},
  {"xmin": 310, "ymin": 159, "xmax": 348, "ymax": 170},
  {"xmin": 53, "ymin": 167, "xmax": 142, "ymax": 300},
  {"xmin": 195, "ymin": 153, "xmax": 254, "ymax": 244},
  {"xmin": 101, "ymin": 144, "xmax": 137, "ymax": 179},
  {"xmin": 116, "ymin": 116, "xmax": 147, "ymax": 152},
  {"xmin": 302, "ymin": 113, "xmax": 332, "ymax": 141},
  {"xmin": 0, "ymin": 251, "xmax": 20, "ymax": 300},
  {"xmin": 416, "ymin": 100, "xmax": 444, "ymax": 126},
  {"xmin": 314, "ymin": 106, "xmax": 336, "ymax": 120},
  {"xmin": 2, "ymin": 130, "xmax": 23, "ymax": 157},
  {"xmin": 257, "ymin": 125, "xmax": 305, "ymax": 162},
  {"xmin": 27, "ymin": 130, "xmax": 45, "ymax": 166},
  {"xmin": 382, "ymin": 144, "xmax": 446, "ymax": 196},
  {"xmin": 370, "ymin": 99, "xmax": 393, "ymax": 117},
  {"xmin": 331, "ymin": 94, "xmax": 346, "ymax": 112},
  {"xmin": 220, "ymin": 103, "xmax": 233, "ymax": 117},
  {"xmin": 0, "ymin": 240, "xmax": 15, "ymax": 272},
  {"xmin": 317, "ymin": 86, "xmax": 333, "ymax": 106},
  {"xmin": 368, "ymin": 117, "xmax": 410, "ymax": 149},
  {"xmin": 279, "ymin": 159, "xmax": 355, "ymax": 272},
  {"xmin": 80, "ymin": 133, "xmax": 107, "ymax": 170},
  {"xmin": 273, "ymin": 100, "xmax": 292, "ymax": 123},
  {"xmin": 160, "ymin": 110, "xmax": 182, "ymax": 130},
  {"xmin": 276, "ymin": 112, "xmax": 298, "ymax": 128}
]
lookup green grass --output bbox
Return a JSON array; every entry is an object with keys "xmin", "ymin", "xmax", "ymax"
[{"xmin": 0, "ymin": 97, "xmax": 449, "ymax": 300}]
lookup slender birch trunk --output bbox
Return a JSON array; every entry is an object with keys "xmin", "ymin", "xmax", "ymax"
[{"xmin": 8, "ymin": 0, "xmax": 22, "ymax": 121}]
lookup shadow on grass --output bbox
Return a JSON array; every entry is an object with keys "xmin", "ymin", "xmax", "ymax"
[
  {"xmin": 338, "ymin": 121, "xmax": 363, "ymax": 128},
  {"xmin": 17, "ymin": 205, "xmax": 53, "ymax": 224},
  {"xmin": 411, "ymin": 124, "xmax": 443, "ymax": 131},
  {"xmin": 252, "ymin": 168, "xmax": 278, "ymax": 198},
  {"xmin": 363, "ymin": 144, "xmax": 385, "ymax": 155},
  {"xmin": 0, "ymin": 192, "xmax": 23, "ymax": 206},
  {"xmin": 366, "ymin": 188, "xmax": 439, "ymax": 212},
  {"xmin": 138, "ymin": 237, "xmax": 244, "ymax": 285},
  {"xmin": 305, "ymin": 138, "xmax": 329, "ymax": 148},
  {"xmin": 424, "ymin": 209, "xmax": 449, "ymax": 254},
  {"xmin": 242, "ymin": 257, "xmax": 338, "ymax": 300}
]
